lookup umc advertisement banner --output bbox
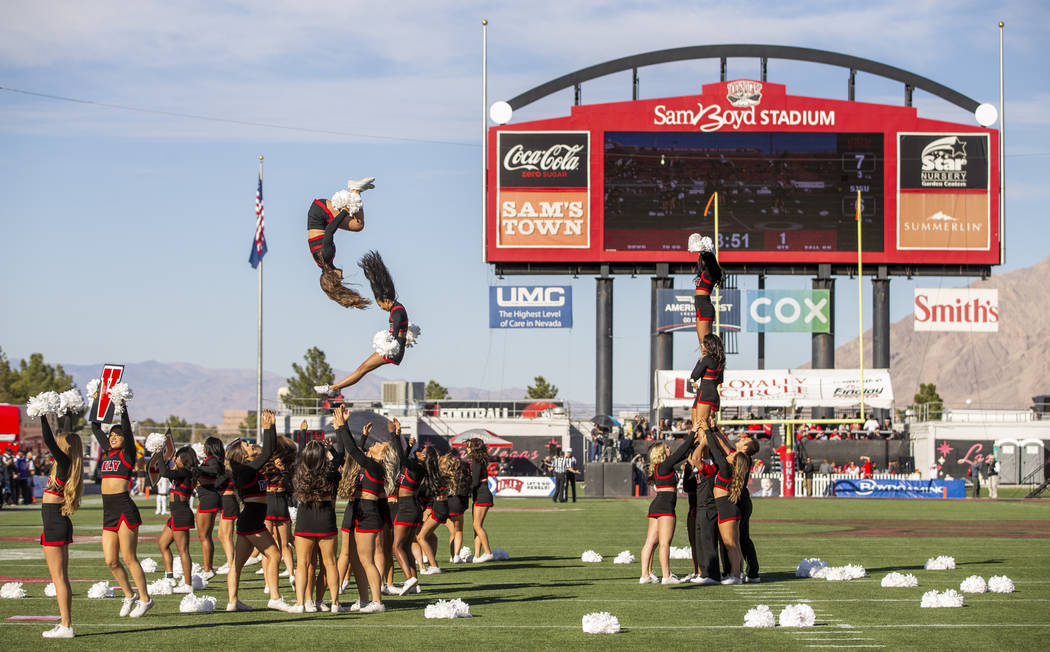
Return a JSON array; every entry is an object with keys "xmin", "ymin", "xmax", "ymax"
[
  {"xmin": 490, "ymin": 285, "xmax": 573, "ymax": 328},
  {"xmin": 654, "ymin": 368, "xmax": 894, "ymax": 409},
  {"xmin": 833, "ymin": 477, "xmax": 966, "ymax": 499}
]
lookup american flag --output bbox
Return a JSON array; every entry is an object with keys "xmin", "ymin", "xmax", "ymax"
[{"xmin": 249, "ymin": 171, "xmax": 268, "ymax": 268}]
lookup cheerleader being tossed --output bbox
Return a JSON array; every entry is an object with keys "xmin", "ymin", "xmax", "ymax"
[{"xmin": 308, "ymin": 178, "xmax": 375, "ymax": 309}]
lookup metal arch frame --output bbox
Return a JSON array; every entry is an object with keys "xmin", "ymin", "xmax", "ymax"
[{"xmin": 507, "ymin": 44, "xmax": 980, "ymax": 113}]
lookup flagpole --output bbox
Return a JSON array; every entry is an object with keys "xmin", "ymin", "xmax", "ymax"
[{"xmin": 257, "ymin": 154, "xmax": 264, "ymax": 443}]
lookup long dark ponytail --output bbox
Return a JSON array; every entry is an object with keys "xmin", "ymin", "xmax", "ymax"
[
  {"xmin": 702, "ymin": 333, "xmax": 726, "ymax": 367},
  {"xmin": 358, "ymin": 250, "xmax": 397, "ymax": 302}
]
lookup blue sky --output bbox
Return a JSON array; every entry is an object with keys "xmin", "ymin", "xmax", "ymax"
[{"xmin": 1, "ymin": 1, "xmax": 1047, "ymax": 412}]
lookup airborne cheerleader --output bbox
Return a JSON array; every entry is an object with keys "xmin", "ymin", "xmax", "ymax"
[{"xmin": 308, "ymin": 177, "xmax": 375, "ymax": 309}]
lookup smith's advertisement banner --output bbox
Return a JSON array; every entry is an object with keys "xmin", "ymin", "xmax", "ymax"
[
  {"xmin": 489, "ymin": 285, "xmax": 572, "ymax": 328},
  {"xmin": 913, "ymin": 288, "xmax": 998, "ymax": 332},
  {"xmin": 833, "ymin": 478, "xmax": 965, "ymax": 499}
]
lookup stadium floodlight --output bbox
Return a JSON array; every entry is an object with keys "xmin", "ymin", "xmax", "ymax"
[
  {"xmin": 490, "ymin": 101, "xmax": 513, "ymax": 124},
  {"xmin": 974, "ymin": 102, "xmax": 998, "ymax": 127}
]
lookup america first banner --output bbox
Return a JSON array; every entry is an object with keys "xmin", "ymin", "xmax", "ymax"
[
  {"xmin": 496, "ymin": 131, "xmax": 590, "ymax": 248},
  {"xmin": 653, "ymin": 368, "xmax": 894, "ymax": 409}
]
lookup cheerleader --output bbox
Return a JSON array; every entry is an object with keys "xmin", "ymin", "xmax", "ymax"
[
  {"xmin": 442, "ymin": 453, "xmax": 471, "ymax": 562},
  {"xmin": 688, "ymin": 440, "xmax": 722, "ymax": 585},
  {"xmin": 288, "ymin": 439, "xmax": 346, "ymax": 613},
  {"xmin": 333, "ymin": 408, "xmax": 388, "ymax": 613},
  {"xmin": 391, "ymin": 421, "xmax": 428, "ymax": 594},
  {"xmin": 157, "ymin": 446, "xmax": 200, "ymax": 592},
  {"xmin": 335, "ymin": 436, "xmax": 370, "ymax": 611},
  {"xmin": 39, "ymin": 413, "xmax": 84, "ymax": 639},
  {"xmin": 318, "ymin": 251, "xmax": 418, "ymax": 396},
  {"xmin": 263, "ymin": 437, "xmax": 298, "ymax": 587},
  {"xmin": 408, "ymin": 444, "xmax": 446, "ymax": 577},
  {"xmin": 703, "ymin": 420, "xmax": 758, "ymax": 584},
  {"xmin": 688, "ymin": 233, "xmax": 723, "ymax": 342},
  {"xmin": 466, "ymin": 438, "xmax": 495, "ymax": 562},
  {"xmin": 308, "ymin": 178, "xmax": 375, "ymax": 309},
  {"xmin": 638, "ymin": 437, "xmax": 695, "ymax": 584},
  {"xmin": 91, "ymin": 403, "xmax": 152, "ymax": 617},
  {"xmin": 195, "ymin": 437, "xmax": 225, "ymax": 577},
  {"xmin": 216, "ymin": 448, "xmax": 239, "ymax": 575},
  {"xmin": 224, "ymin": 410, "xmax": 291, "ymax": 612},
  {"xmin": 690, "ymin": 333, "xmax": 726, "ymax": 429},
  {"xmin": 681, "ymin": 458, "xmax": 699, "ymax": 580}
]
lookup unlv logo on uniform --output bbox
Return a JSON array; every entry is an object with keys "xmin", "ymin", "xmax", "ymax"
[
  {"xmin": 90, "ymin": 364, "xmax": 125, "ymax": 423},
  {"xmin": 100, "ymin": 459, "xmax": 121, "ymax": 473}
]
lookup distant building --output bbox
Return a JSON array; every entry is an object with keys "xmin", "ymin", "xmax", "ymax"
[{"xmin": 219, "ymin": 409, "xmax": 254, "ymax": 437}]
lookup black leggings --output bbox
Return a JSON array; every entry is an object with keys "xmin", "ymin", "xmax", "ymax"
[
  {"xmin": 695, "ymin": 505, "xmax": 722, "ymax": 579},
  {"xmin": 738, "ymin": 491, "xmax": 758, "ymax": 579}
]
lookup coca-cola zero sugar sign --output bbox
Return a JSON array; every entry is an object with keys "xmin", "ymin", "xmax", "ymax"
[{"xmin": 497, "ymin": 131, "xmax": 590, "ymax": 248}]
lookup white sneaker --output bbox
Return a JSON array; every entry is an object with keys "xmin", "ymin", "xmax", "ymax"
[
  {"xmin": 119, "ymin": 592, "xmax": 138, "ymax": 617},
  {"xmin": 331, "ymin": 603, "xmax": 349, "ymax": 613},
  {"xmin": 720, "ymin": 576, "xmax": 743, "ymax": 585},
  {"xmin": 201, "ymin": 570, "xmax": 216, "ymax": 580},
  {"xmin": 304, "ymin": 601, "xmax": 318, "ymax": 613},
  {"xmin": 681, "ymin": 573, "xmax": 696, "ymax": 582},
  {"xmin": 226, "ymin": 600, "xmax": 252, "ymax": 612},
  {"xmin": 42, "ymin": 624, "xmax": 75, "ymax": 639},
  {"xmin": 745, "ymin": 576, "xmax": 762, "ymax": 583},
  {"xmin": 449, "ymin": 555, "xmax": 461, "ymax": 564},
  {"xmin": 244, "ymin": 555, "xmax": 262, "ymax": 566},
  {"xmin": 267, "ymin": 598, "xmax": 292, "ymax": 612},
  {"xmin": 380, "ymin": 584, "xmax": 394, "ymax": 596},
  {"xmin": 694, "ymin": 576, "xmax": 719, "ymax": 585},
  {"xmin": 263, "ymin": 586, "xmax": 269, "ymax": 595},
  {"xmin": 347, "ymin": 177, "xmax": 376, "ymax": 192},
  {"xmin": 173, "ymin": 582, "xmax": 192, "ymax": 594},
  {"xmin": 313, "ymin": 384, "xmax": 331, "ymax": 395},
  {"xmin": 420, "ymin": 566, "xmax": 442, "ymax": 575},
  {"xmin": 339, "ymin": 579, "xmax": 351, "ymax": 593},
  {"xmin": 398, "ymin": 577, "xmax": 418, "ymax": 596},
  {"xmin": 639, "ymin": 575, "xmax": 653, "ymax": 584},
  {"xmin": 661, "ymin": 574, "xmax": 683, "ymax": 585},
  {"xmin": 316, "ymin": 602, "xmax": 329, "ymax": 612},
  {"xmin": 216, "ymin": 565, "xmax": 230, "ymax": 575},
  {"xmin": 473, "ymin": 553, "xmax": 493, "ymax": 563},
  {"xmin": 281, "ymin": 569, "xmax": 292, "ymax": 578},
  {"xmin": 359, "ymin": 601, "xmax": 386, "ymax": 614},
  {"xmin": 256, "ymin": 567, "xmax": 266, "ymax": 575},
  {"xmin": 287, "ymin": 604, "xmax": 305, "ymax": 614},
  {"xmin": 348, "ymin": 600, "xmax": 362, "ymax": 612},
  {"xmin": 129, "ymin": 599, "xmax": 154, "ymax": 618}
]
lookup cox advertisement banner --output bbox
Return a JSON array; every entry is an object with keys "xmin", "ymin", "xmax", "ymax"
[
  {"xmin": 914, "ymin": 288, "xmax": 998, "ymax": 332},
  {"xmin": 490, "ymin": 285, "xmax": 572, "ymax": 328},
  {"xmin": 654, "ymin": 368, "xmax": 893, "ymax": 409},
  {"xmin": 743, "ymin": 290, "xmax": 831, "ymax": 333},
  {"xmin": 488, "ymin": 476, "xmax": 556, "ymax": 497},
  {"xmin": 833, "ymin": 477, "xmax": 966, "ymax": 499},
  {"xmin": 657, "ymin": 288, "xmax": 740, "ymax": 333}
]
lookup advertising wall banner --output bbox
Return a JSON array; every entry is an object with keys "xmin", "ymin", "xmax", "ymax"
[
  {"xmin": 743, "ymin": 289, "xmax": 831, "ymax": 333},
  {"xmin": 913, "ymin": 288, "xmax": 998, "ymax": 332},
  {"xmin": 654, "ymin": 368, "xmax": 893, "ymax": 409},
  {"xmin": 489, "ymin": 285, "xmax": 572, "ymax": 328},
  {"xmin": 488, "ymin": 476, "xmax": 556, "ymax": 498},
  {"xmin": 833, "ymin": 477, "xmax": 966, "ymax": 499},
  {"xmin": 656, "ymin": 288, "xmax": 740, "ymax": 333}
]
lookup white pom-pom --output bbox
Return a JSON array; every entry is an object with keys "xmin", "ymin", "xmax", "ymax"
[
  {"xmin": 27, "ymin": 391, "xmax": 61, "ymax": 417},
  {"xmin": 921, "ymin": 589, "xmax": 965, "ymax": 608},
  {"xmin": 0, "ymin": 582, "xmax": 26, "ymax": 599},
  {"xmin": 191, "ymin": 442, "xmax": 205, "ymax": 459},
  {"xmin": 492, "ymin": 548, "xmax": 509, "ymax": 561},
  {"xmin": 141, "ymin": 558, "xmax": 159, "ymax": 573},
  {"xmin": 988, "ymin": 575, "xmax": 1015, "ymax": 593},
  {"xmin": 87, "ymin": 581, "xmax": 114, "ymax": 599},
  {"xmin": 59, "ymin": 389, "xmax": 85, "ymax": 414},
  {"xmin": 424, "ymin": 598, "xmax": 472, "ymax": 619},
  {"xmin": 924, "ymin": 556, "xmax": 956, "ymax": 570},
  {"xmin": 699, "ymin": 235, "xmax": 714, "ymax": 252},
  {"xmin": 796, "ymin": 558, "xmax": 828, "ymax": 577},
  {"xmin": 107, "ymin": 383, "xmax": 133, "ymax": 413},
  {"xmin": 778, "ymin": 603, "xmax": 816, "ymax": 627},
  {"xmin": 289, "ymin": 506, "xmax": 298, "ymax": 523},
  {"xmin": 145, "ymin": 434, "xmax": 167, "ymax": 454},
  {"xmin": 86, "ymin": 378, "xmax": 100, "ymax": 398},
  {"xmin": 881, "ymin": 572, "xmax": 918, "ymax": 588},
  {"xmin": 179, "ymin": 594, "xmax": 217, "ymax": 613},
  {"xmin": 330, "ymin": 189, "xmax": 363, "ymax": 216},
  {"xmin": 744, "ymin": 605, "xmax": 776, "ymax": 628},
  {"xmin": 457, "ymin": 546, "xmax": 473, "ymax": 563},
  {"xmin": 669, "ymin": 546, "xmax": 692, "ymax": 559},
  {"xmin": 960, "ymin": 575, "xmax": 987, "ymax": 593},
  {"xmin": 821, "ymin": 564, "xmax": 866, "ymax": 581},
  {"xmin": 372, "ymin": 331, "xmax": 400, "ymax": 358},
  {"xmin": 582, "ymin": 612, "xmax": 621, "ymax": 634},
  {"xmin": 45, "ymin": 582, "xmax": 57, "ymax": 597},
  {"xmin": 613, "ymin": 550, "xmax": 635, "ymax": 564},
  {"xmin": 581, "ymin": 550, "xmax": 603, "ymax": 563},
  {"xmin": 173, "ymin": 558, "xmax": 202, "ymax": 578},
  {"xmin": 404, "ymin": 323, "xmax": 421, "ymax": 348},
  {"xmin": 148, "ymin": 578, "xmax": 175, "ymax": 595},
  {"xmin": 191, "ymin": 574, "xmax": 208, "ymax": 590}
]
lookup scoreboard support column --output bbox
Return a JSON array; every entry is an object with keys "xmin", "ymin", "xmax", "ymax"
[
  {"xmin": 596, "ymin": 270, "xmax": 614, "ymax": 418},
  {"xmin": 872, "ymin": 267, "xmax": 891, "ymax": 423},
  {"xmin": 649, "ymin": 267, "xmax": 673, "ymax": 427},
  {"xmin": 811, "ymin": 265, "xmax": 836, "ymax": 419}
]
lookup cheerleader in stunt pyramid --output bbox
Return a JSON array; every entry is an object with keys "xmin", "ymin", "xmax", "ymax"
[{"xmin": 308, "ymin": 177, "xmax": 375, "ymax": 309}]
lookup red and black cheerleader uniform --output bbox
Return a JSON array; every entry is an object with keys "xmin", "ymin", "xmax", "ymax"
[
  {"xmin": 39, "ymin": 416, "xmax": 73, "ymax": 546},
  {"xmin": 448, "ymin": 464, "xmax": 470, "ymax": 518},
  {"xmin": 690, "ymin": 355, "xmax": 724, "ymax": 410},
  {"xmin": 704, "ymin": 427, "xmax": 741, "ymax": 525},
  {"xmin": 91, "ymin": 410, "xmax": 142, "ymax": 531},
  {"xmin": 266, "ymin": 480, "xmax": 291, "ymax": 524},
  {"xmin": 383, "ymin": 301, "xmax": 409, "ymax": 366},
  {"xmin": 294, "ymin": 447, "xmax": 345, "ymax": 538},
  {"xmin": 738, "ymin": 467, "xmax": 759, "ymax": 580},
  {"xmin": 197, "ymin": 454, "xmax": 222, "ymax": 516},
  {"xmin": 162, "ymin": 466, "xmax": 196, "ymax": 532},
  {"xmin": 470, "ymin": 459, "xmax": 494, "ymax": 508},
  {"xmin": 219, "ymin": 470, "xmax": 239, "ymax": 522},
  {"xmin": 336, "ymin": 424, "xmax": 386, "ymax": 534},
  {"xmin": 647, "ymin": 439, "xmax": 695, "ymax": 518},
  {"xmin": 428, "ymin": 492, "xmax": 449, "ymax": 525},
  {"xmin": 693, "ymin": 457, "xmax": 723, "ymax": 580},
  {"xmin": 230, "ymin": 425, "xmax": 276, "ymax": 536},
  {"xmin": 682, "ymin": 464, "xmax": 699, "ymax": 568},
  {"xmin": 307, "ymin": 199, "xmax": 350, "ymax": 270},
  {"xmin": 693, "ymin": 250, "xmax": 723, "ymax": 322},
  {"xmin": 336, "ymin": 431, "xmax": 368, "ymax": 535},
  {"xmin": 392, "ymin": 435, "xmax": 423, "ymax": 527}
]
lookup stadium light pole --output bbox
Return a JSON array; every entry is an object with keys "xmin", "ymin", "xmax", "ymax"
[
  {"xmin": 482, "ymin": 19, "xmax": 488, "ymax": 264},
  {"xmin": 999, "ymin": 21, "xmax": 1005, "ymax": 266}
]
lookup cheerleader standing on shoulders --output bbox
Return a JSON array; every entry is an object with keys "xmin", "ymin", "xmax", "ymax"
[
  {"xmin": 157, "ymin": 446, "xmax": 200, "ymax": 593},
  {"xmin": 264, "ymin": 437, "xmax": 298, "ymax": 587},
  {"xmin": 288, "ymin": 439, "xmax": 346, "ymax": 613},
  {"xmin": 91, "ymin": 403, "xmax": 152, "ymax": 617},
  {"xmin": 224, "ymin": 410, "xmax": 292, "ymax": 612},
  {"xmin": 308, "ymin": 178, "xmax": 375, "ymax": 309},
  {"xmin": 690, "ymin": 333, "xmax": 726, "ymax": 430},
  {"xmin": 703, "ymin": 419, "xmax": 758, "ymax": 584},
  {"xmin": 688, "ymin": 233, "xmax": 723, "ymax": 343},
  {"xmin": 38, "ymin": 411, "xmax": 85, "ymax": 639},
  {"xmin": 444, "ymin": 453, "xmax": 471, "ymax": 562},
  {"xmin": 195, "ymin": 437, "xmax": 225, "ymax": 578},
  {"xmin": 639, "ymin": 437, "xmax": 695, "ymax": 584},
  {"xmin": 334, "ymin": 408, "xmax": 388, "ymax": 613},
  {"xmin": 466, "ymin": 438, "xmax": 495, "ymax": 562}
]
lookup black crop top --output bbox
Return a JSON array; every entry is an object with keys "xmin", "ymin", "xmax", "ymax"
[
  {"xmin": 393, "ymin": 434, "xmax": 423, "ymax": 491},
  {"xmin": 41, "ymin": 417, "xmax": 71, "ymax": 497},
  {"xmin": 163, "ymin": 466, "xmax": 195, "ymax": 498},
  {"xmin": 307, "ymin": 200, "xmax": 350, "ymax": 269},
  {"xmin": 705, "ymin": 428, "xmax": 735, "ymax": 492},
  {"xmin": 691, "ymin": 355, "xmax": 724, "ymax": 387},
  {"xmin": 694, "ymin": 251, "xmax": 722, "ymax": 293},
  {"xmin": 337, "ymin": 424, "xmax": 385, "ymax": 496},
  {"xmin": 92, "ymin": 409, "xmax": 136, "ymax": 482},
  {"xmin": 651, "ymin": 438, "xmax": 695, "ymax": 489},
  {"xmin": 470, "ymin": 459, "xmax": 488, "ymax": 491},
  {"xmin": 199, "ymin": 455, "xmax": 223, "ymax": 483},
  {"xmin": 230, "ymin": 424, "xmax": 276, "ymax": 500}
]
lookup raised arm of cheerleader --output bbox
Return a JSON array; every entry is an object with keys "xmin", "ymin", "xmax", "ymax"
[{"xmin": 41, "ymin": 416, "xmax": 69, "ymax": 468}]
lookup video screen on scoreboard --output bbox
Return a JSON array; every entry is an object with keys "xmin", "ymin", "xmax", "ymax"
[{"xmin": 603, "ymin": 132, "xmax": 884, "ymax": 254}]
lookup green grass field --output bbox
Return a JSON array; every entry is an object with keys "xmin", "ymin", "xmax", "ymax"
[{"xmin": 1, "ymin": 494, "xmax": 1048, "ymax": 650}]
